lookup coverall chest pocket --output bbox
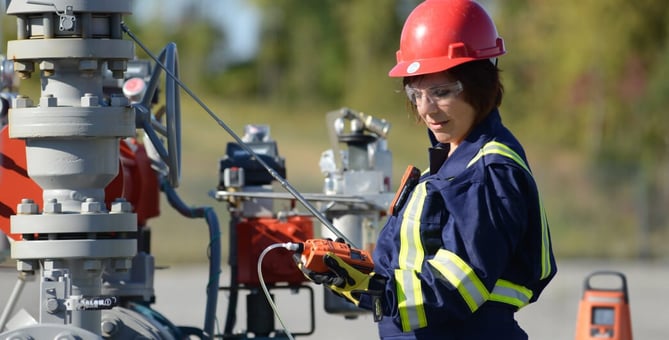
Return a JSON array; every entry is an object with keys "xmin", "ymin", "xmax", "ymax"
[{"xmin": 418, "ymin": 191, "xmax": 448, "ymax": 256}]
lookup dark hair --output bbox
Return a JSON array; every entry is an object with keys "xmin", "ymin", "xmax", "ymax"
[{"xmin": 404, "ymin": 59, "xmax": 504, "ymax": 123}]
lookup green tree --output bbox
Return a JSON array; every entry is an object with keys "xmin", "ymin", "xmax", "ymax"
[{"xmin": 497, "ymin": 0, "xmax": 669, "ymax": 257}]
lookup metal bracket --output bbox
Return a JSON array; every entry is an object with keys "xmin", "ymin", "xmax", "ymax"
[
  {"xmin": 26, "ymin": 1, "xmax": 77, "ymax": 32},
  {"xmin": 59, "ymin": 6, "xmax": 76, "ymax": 31}
]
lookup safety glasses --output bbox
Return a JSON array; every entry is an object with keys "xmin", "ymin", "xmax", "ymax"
[{"xmin": 404, "ymin": 81, "xmax": 463, "ymax": 106}]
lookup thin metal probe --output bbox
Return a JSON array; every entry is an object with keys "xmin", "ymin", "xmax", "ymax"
[{"xmin": 121, "ymin": 23, "xmax": 355, "ymax": 247}]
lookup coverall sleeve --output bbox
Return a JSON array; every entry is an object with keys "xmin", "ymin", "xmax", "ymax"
[{"xmin": 417, "ymin": 162, "xmax": 532, "ymax": 320}]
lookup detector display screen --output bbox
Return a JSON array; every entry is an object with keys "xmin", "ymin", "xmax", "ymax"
[{"xmin": 592, "ymin": 307, "xmax": 615, "ymax": 325}]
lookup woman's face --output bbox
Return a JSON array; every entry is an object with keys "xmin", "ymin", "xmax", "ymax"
[{"xmin": 406, "ymin": 72, "xmax": 477, "ymax": 148}]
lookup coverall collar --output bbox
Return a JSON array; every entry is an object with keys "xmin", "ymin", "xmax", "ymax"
[{"xmin": 428, "ymin": 109, "xmax": 502, "ymax": 178}]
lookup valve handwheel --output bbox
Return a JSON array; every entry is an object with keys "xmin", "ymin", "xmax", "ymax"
[{"xmin": 135, "ymin": 42, "xmax": 182, "ymax": 188}]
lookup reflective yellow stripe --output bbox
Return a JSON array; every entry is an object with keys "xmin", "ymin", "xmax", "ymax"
[
  {"xmin": 395, "ymin": 182, "xmax": 428, "ymax": 331},
  {"xmin": 490, "ymin": 279, "xmax": 533, "ymax": 309},
  {"xmin": 467, "ymin": 141, "xmax": 530, "ymax": 172},
  {"xmin": 427, "ymin": 249, "xmax": 489, "ymax": 312},
  {"xmin": 396, "ymin": 269, "xmax": 426, "ymax": 331},
  {"xmin": 398, "ymin": 182, "xmax": 427, "ymax": 270},
  {"xmin": 466, "ymin": 141, "xmax": 553, "ymax": 280},
  {"xmin": 538, "ymin": 198, "xmax": 551, "ymax": 279},
  {"xmin": 428, "ymin": 252, "xmax": 534, "ymax": 310},
  {"xmin": 395, "ymin": 141, "xmax": 549, "ymax": 330}
]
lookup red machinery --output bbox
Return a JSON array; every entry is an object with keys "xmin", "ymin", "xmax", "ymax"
[{"xmin": 236, "ymin": 216, "xmax": 313, "ymax": 286}]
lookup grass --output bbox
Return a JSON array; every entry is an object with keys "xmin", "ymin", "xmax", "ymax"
[
  {"xmin": 148, "ymin": 93, "xmax": 669, "ymax": 266},
  {"xmin": 3, "ymin": 88, "xmax": 666, "ymax": 267}
]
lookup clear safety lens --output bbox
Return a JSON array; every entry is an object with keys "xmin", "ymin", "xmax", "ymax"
[{"xmin": 405, "ymin": 81, "xmax": 463, "ymax": 105}]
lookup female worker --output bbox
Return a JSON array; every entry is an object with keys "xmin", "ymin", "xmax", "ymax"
[{"xmin": 303, "ymin": 0, "xmax": 558, "ymax": 339}]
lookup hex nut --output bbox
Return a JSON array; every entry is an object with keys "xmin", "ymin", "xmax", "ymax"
[
  {"xmin": 78, "ymin": 59, "xmax": 98, "ymax": 71},
  {"xmin": 13, "ymin": 61, "xmax": 33, "ymax": 72},
  {"xmin": 111, "ymin": 198, "xmax": 132, "ymax": 213},
  {"xmin": 112, "ymin": 258, "xmax": 132, "ymax": 272},
  {"xmin": 40, "ymin": 94, "xmax": 58, "ymax": 107},
  {"xmin": 80, "ymin": 93, "xmax": 99, "ymax": 107},
  {"xmin": 39, "ymin": 60, "xmax": 56, "ymax": 71},
  {"xmin": 16, "ymin": 260, "xmax": 34, "ymax": 272},
  {"xmin": 81, "ymin": 198, "xmax": 101, "ymax": 213},
  {"xmin": 110, "ymin": 94, "xmax": 129, "ymax": 107},
  {"xmin": 43, "ymin": 199, "xmax": 62, "ymax": 214},
  {"xmin": 13, "ymin": 95, "xmax": 33, "ymax": 108},
  {"xmin": 83, "ymin": 260, "xmax": 102, "ymax": 272},
  {"xmin": 17, "ymin": 199, "xmax": 38, "ymax": 214}
]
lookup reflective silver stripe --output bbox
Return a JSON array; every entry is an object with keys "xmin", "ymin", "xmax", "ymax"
[
  {"xmin": 490, "ymin": 279, "xmax": 533, "ymax": 309},
  {"xmin": 395, "ymin": 182, "xmax": 428, "ymax": 331},
  {"xmin": 427, "ymin": 249, "xmax": 489, "ymax": 312},
  {"xmin": 466, "ymin": 141, "xmax": 554, "ymax": 280}
]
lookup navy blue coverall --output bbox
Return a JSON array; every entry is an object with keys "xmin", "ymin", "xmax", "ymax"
[{"xmin": 358, "ymin": 109, "xmax": 557, "ymax": 339}]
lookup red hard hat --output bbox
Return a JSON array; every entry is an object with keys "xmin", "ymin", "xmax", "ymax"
[{"xmin": 388, "ymin": 0, "xmax": 505, "ymax": 77}]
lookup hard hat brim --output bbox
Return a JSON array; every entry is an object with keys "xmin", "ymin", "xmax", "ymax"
[{"xmin": 388, "ymin": 56, "xmax": 477, "ymax": 78}]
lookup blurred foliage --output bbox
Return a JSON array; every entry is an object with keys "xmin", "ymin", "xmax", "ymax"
[{"xmin": 3, "ymin": 0, "xmax": 669, "ymax": 261}]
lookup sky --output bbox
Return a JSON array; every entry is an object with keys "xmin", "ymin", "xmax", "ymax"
[{"xmin": 132, "ymin": 0, "xmax": 261, "ymax": 64}]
